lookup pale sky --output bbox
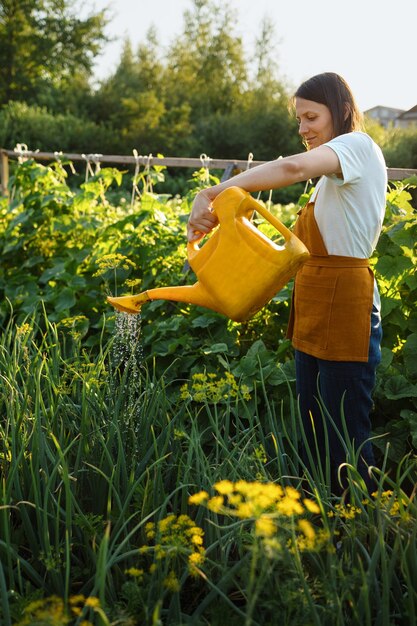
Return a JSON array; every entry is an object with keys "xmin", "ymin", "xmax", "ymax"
[{"xmin": 92, "ymin": 0, "xmax": 417, "ymax": 113}]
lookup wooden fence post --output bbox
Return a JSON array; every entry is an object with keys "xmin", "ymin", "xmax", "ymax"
[{"xmin": 0, "ymin": 150, "xmax": 9, "ymax": 196}]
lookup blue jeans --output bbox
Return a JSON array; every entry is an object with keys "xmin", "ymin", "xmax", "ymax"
[{"xmin": 295, "ymin": 306, "xmax": 382, "ymax": 494}]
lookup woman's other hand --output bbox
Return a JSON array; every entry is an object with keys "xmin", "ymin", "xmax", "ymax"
[{"xmin": 187, "ymin": 189, "xmax": 219, "ymax": 242}]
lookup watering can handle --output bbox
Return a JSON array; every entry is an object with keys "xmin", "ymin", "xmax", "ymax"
[
  {"xmin": 187, "ymin": 187, "xmax": 295, "ymax": 258},
  {"xmin": 243, "ymin": 194, "xmax": 294, "ymax": 242}
]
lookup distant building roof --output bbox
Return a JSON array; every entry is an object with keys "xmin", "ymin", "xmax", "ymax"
[
  {"xmin": 363, "ymin": 105, "xmax": 417, "ymax": 128},
  {"xmin": 396, "ymin": 105, "xmax": 417, "ymax": 120},
  {"xmin": 364, "ymin": 105, "xmax": 405, "ymax": 116}
]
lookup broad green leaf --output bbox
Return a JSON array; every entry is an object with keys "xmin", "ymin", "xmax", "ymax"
[
  {"xmin": 55, "ymin": 288, "xmax": 76, "ymax": 312},
  {"xmin": 378, "ymin": 347, "xmax": 393, "ymax": 371},
  {"xmin": 203, "ymin": 343, "xmax": 228, "ymax": 354},
  {"xmin": 400, "ymin": 409, "xmax": 417, "ymax": 448},
  {"xmin": 373, "ymin": 420, "xmax": 409, "ymax": 459},
  {"xmin": 268, "ymin": 362, "xmax": 294, "ymax": 385},
  {"xmin": 384, "ymin": 375, "xmax": 417, "ymax": 400},
  {"xmin": 380, "ymin": 296, "xmax": 401, "ymax": 317},
  {"xmin": 375, "ymin": 254, "xmax": 413, "ymax": 279},
  {"xmin": 403, "ymin": 333, "xmax": 417, "ymax": 377},
  {"xmin": 191, "ymin": 314, "xmax": 218, "ymax": 328}
]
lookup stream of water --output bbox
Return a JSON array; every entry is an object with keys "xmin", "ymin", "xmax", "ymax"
[{"xmin": 111, "ymin": 311, "xmax": 144, "ymax": 439}]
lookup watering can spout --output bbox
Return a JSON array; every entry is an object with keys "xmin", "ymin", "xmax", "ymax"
[
  {"xmin": 107, "ymin": 284, "xmax": 213, "ymax": 315},
  {"xmin": 106, "ymin": 186, "xmax": 310, "ymax": 321}
]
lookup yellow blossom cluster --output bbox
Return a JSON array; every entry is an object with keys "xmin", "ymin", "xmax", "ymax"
[
  {"xmin": 16, "ymin": 322, "xmax": 32, "ymax": 338},
  {"xmin": 141, "ymin": 513, "xmax": 206, "ymax": 581},
  {"xmin": 93, "ymin": 253, "xmax": 136, "ymax": 276},
  {"xmin": 59, "ymin": 315, "xmax": 88, "ymax": 328},
  {"xmin": 371, "ymin": 489, "xmax": 411, "ymax": 518},
  {"xmin": 125, "ymin": 567, "xmax": 145, "ymax": 580},
  {"xmin": 189, "ymin": 480, "xmax": 328, "ymax": 552},
  {"xmin": 180, "ymin": 371, "xmax": 251, "ymax": 403},
  {"xmin": 15, "ymin": 594, "xmax": 101, "ymax": 626},
  {"xmin": 327, "ymin": 502, "xmax": 362, "ymax": 520},
  {"xmin": 124, "ymin": 277, "xmax": 142, "ymax": 289}
]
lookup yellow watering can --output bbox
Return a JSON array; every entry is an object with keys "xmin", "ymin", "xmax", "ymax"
[{"xmin": 107, "ymin": 186, "xmax": 309, "ymax": 322}]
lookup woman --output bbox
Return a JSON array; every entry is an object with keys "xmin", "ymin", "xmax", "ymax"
[{"xmin": 187, "ymin": 72, "xmax": 387, "ymax": 494}]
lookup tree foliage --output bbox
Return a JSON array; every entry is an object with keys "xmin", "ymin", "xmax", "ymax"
[
  {"xmin": 1, "ymin": 0, "xmax": 416, "ymax": 168},
  {"xmin": 87, "ymin": 0, "xmax": 300, "ymax": 159},
  {"xmin": 0, "ymin": 0, "xmax": 108, "ymax": 108}
]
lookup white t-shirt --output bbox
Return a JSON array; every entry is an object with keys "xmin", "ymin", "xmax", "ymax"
[{"xmin": 311, "ymin": 131, "xmax": 387, "ymax": 307}]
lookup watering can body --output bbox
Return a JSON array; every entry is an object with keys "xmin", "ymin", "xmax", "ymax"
[{"xmin": 107, "ymin": 186, "xmax": 310, "ymax": 322}]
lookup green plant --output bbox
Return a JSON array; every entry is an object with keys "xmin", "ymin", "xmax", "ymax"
[{"xmin": 372, "ymin": 177, "xmax": 417, "ymax": 467}]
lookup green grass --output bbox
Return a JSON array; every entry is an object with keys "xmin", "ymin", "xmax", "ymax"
[{"xmin": 0, "ymin": 312, "xmax": 416, "ymax": 625}]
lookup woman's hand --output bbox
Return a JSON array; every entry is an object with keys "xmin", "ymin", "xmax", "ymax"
[{"xmin": 187, "ymin": 189, "xmax": 219, "ymax": 242}]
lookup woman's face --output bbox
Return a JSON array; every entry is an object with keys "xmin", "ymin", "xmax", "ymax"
[{"xmin": 295, "ymin": 97, "xmax": 334, "ymax": 150}]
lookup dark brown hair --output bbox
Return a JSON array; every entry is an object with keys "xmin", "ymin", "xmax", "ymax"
[{"xmin": 294, "ymin": 72, "xmax": 363, "ymax": 137}]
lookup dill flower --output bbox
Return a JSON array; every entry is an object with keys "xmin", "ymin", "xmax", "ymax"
[
  {"xmin": 188, "ymin": 551, "xmax": 205, "ymax": 576},
  {"xmin": 214, "ymin": 479, "xmax": 234, "ymax": 495},
  {"xmin": 252, "ymin": 444, "xmax": 268, "ymax": 464},
  {"xmin": 289, "ymin": 527, "xmax": 333, "ymax": 554},
  {"xmin": 303, "ymin": 498, "xmax": 321, "ymax": 514},
  {"xmin": 189, "ymin": 490, "xmax": 209, "ymax": 505},
  {"xmin": 15, "ymin": 594, "xmax": 107, "ymax": 626},
  {"xmin": 181, "ymin": 371, "xmax": 251, "ymax": 403},
  {"xmin": 190, "ymin": 480, "xmax": 327, "ymax": 553},
  {"xmin": 255, "ymin": 515, "xmax": 276, "ymax": 537},
  {"xmin": 164, "ymin": 570, "xmax": 181, "ymax": 592},
  {"xmin": 84, "ymin": 597, "xmax": 100, "ymax": 609},
  {"xmin": 372, "ymin": 489, "xmax": 409, "ymax": 516},
  {"xmin": 69, "ymin": 595, "xmax": 86, "ymax": 605},
  {"xmin": 207, "ymin": 495, "xmax": 224, "ymax": 513},
  {"xmin": 93, "ymin": 253, "xmax": 135, "ymax": 276},
  {"xmin": 125, "ymin": 567, "xmax": 144, "ymax": 579},
  {"xmin": 16, "ymin": 322, "xmax": 32, "ymax": 337},
  {"xmin": 327, "ymin": 503, "xmax": 361, "ymax": 520},
  {"xmin": 298, "ymin": 519, "xmax": 316, "ymax": 540},
  {"xmin": 140, "ymin": 513, "xmax": 206, "ymax": 582},
  {"xmin": 276, "ymin": 496, "xmax": 304, "ymax": 516}
]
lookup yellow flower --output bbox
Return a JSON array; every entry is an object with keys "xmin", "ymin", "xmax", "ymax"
[
  {"xmin": 69, "ymin": 594, "xmax": 85, "ymax": 605},
  {"xmin": 16, "ymin": 322, "xmax": 32, "ymax": 337},
  {"xmin": 285, "ymin": 486, "xmax": 301, "ymax": 501},
  {"xmin": 125, "ymin": 567, "xmax": 144, "ymax": 579},
  {"xmin": 84, "ymin": 597, "xmax": 100, "ymax": 609},
  {"xmin": 235, "ymin": 502, "xmax": 255, "ymax": 519},
  {"xmin": 188, "ymin": 551, "xmax": 205, "ymax": 575},
  {"xmin": 303, "ymin": 498, "xmax": 321, "ymax": 514},
  {"xmin": 298, "ymin": 519, "xmax": 315, "ymax": 540},
  {"xmin": 255, "ymin": 515, "xmax": 276, "ymax": 537},
  {"xmin": 207, "ymin": 495, "xmax": 224, "ymax": 513},
  {"xmin": 214, "ymin": 480, "xmax": 234, "ymax": 495},
  {"xmin": 184, "ymin": 370, "xmax": 251, "ymax": 403},
  {"xmin": 329, "ymin": 503, "xmax": 361, "ymax": 520},
  {"xmin": 228, "ymin": 493, "xmax": 243, "ymax": 507},
  {"xmin": 191, "ymin": 534, "xmax": 203, "ymax": 546},
  {"xmin": 164, "ymin": 570, "xmax": 180, "ymax": 592},
  {"xmin": 276, "ymin": 496, "xmax": 304, "ymax": 516},
  {"xmin": 188, "ymin": 490, "xmax": 208, "ymax": 505}
]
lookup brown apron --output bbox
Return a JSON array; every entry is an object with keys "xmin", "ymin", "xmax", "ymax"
[{"xmin": 287, "ymin": 199, "xmax": 374, "ymax": 362}]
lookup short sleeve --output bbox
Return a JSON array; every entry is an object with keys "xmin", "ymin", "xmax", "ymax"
[{"xmin": 325, "ymin": 133, "xmax": 372, "ymax": 185}]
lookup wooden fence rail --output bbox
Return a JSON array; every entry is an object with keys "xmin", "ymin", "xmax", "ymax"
[{"xmin": 1, "ymin": 147, "xmax": 417, "ymax": 196}]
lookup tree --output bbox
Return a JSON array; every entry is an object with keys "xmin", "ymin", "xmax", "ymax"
[
  {"xmin": 0, "ymin": 0, "xmax": 108, "ymax": 107},
  {"xmin": 164, "ymin": 0, "xmax": 247, "ymax": 118}
]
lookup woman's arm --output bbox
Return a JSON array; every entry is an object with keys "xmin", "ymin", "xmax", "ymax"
[{"xmin": 187, "ymin": 145, "xmax": 341, "ymax": 241}]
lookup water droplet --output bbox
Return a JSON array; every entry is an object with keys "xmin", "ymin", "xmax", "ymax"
[{"xmin": 109, "ymin": 311, "xmax": 144, "ymax": 450}]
